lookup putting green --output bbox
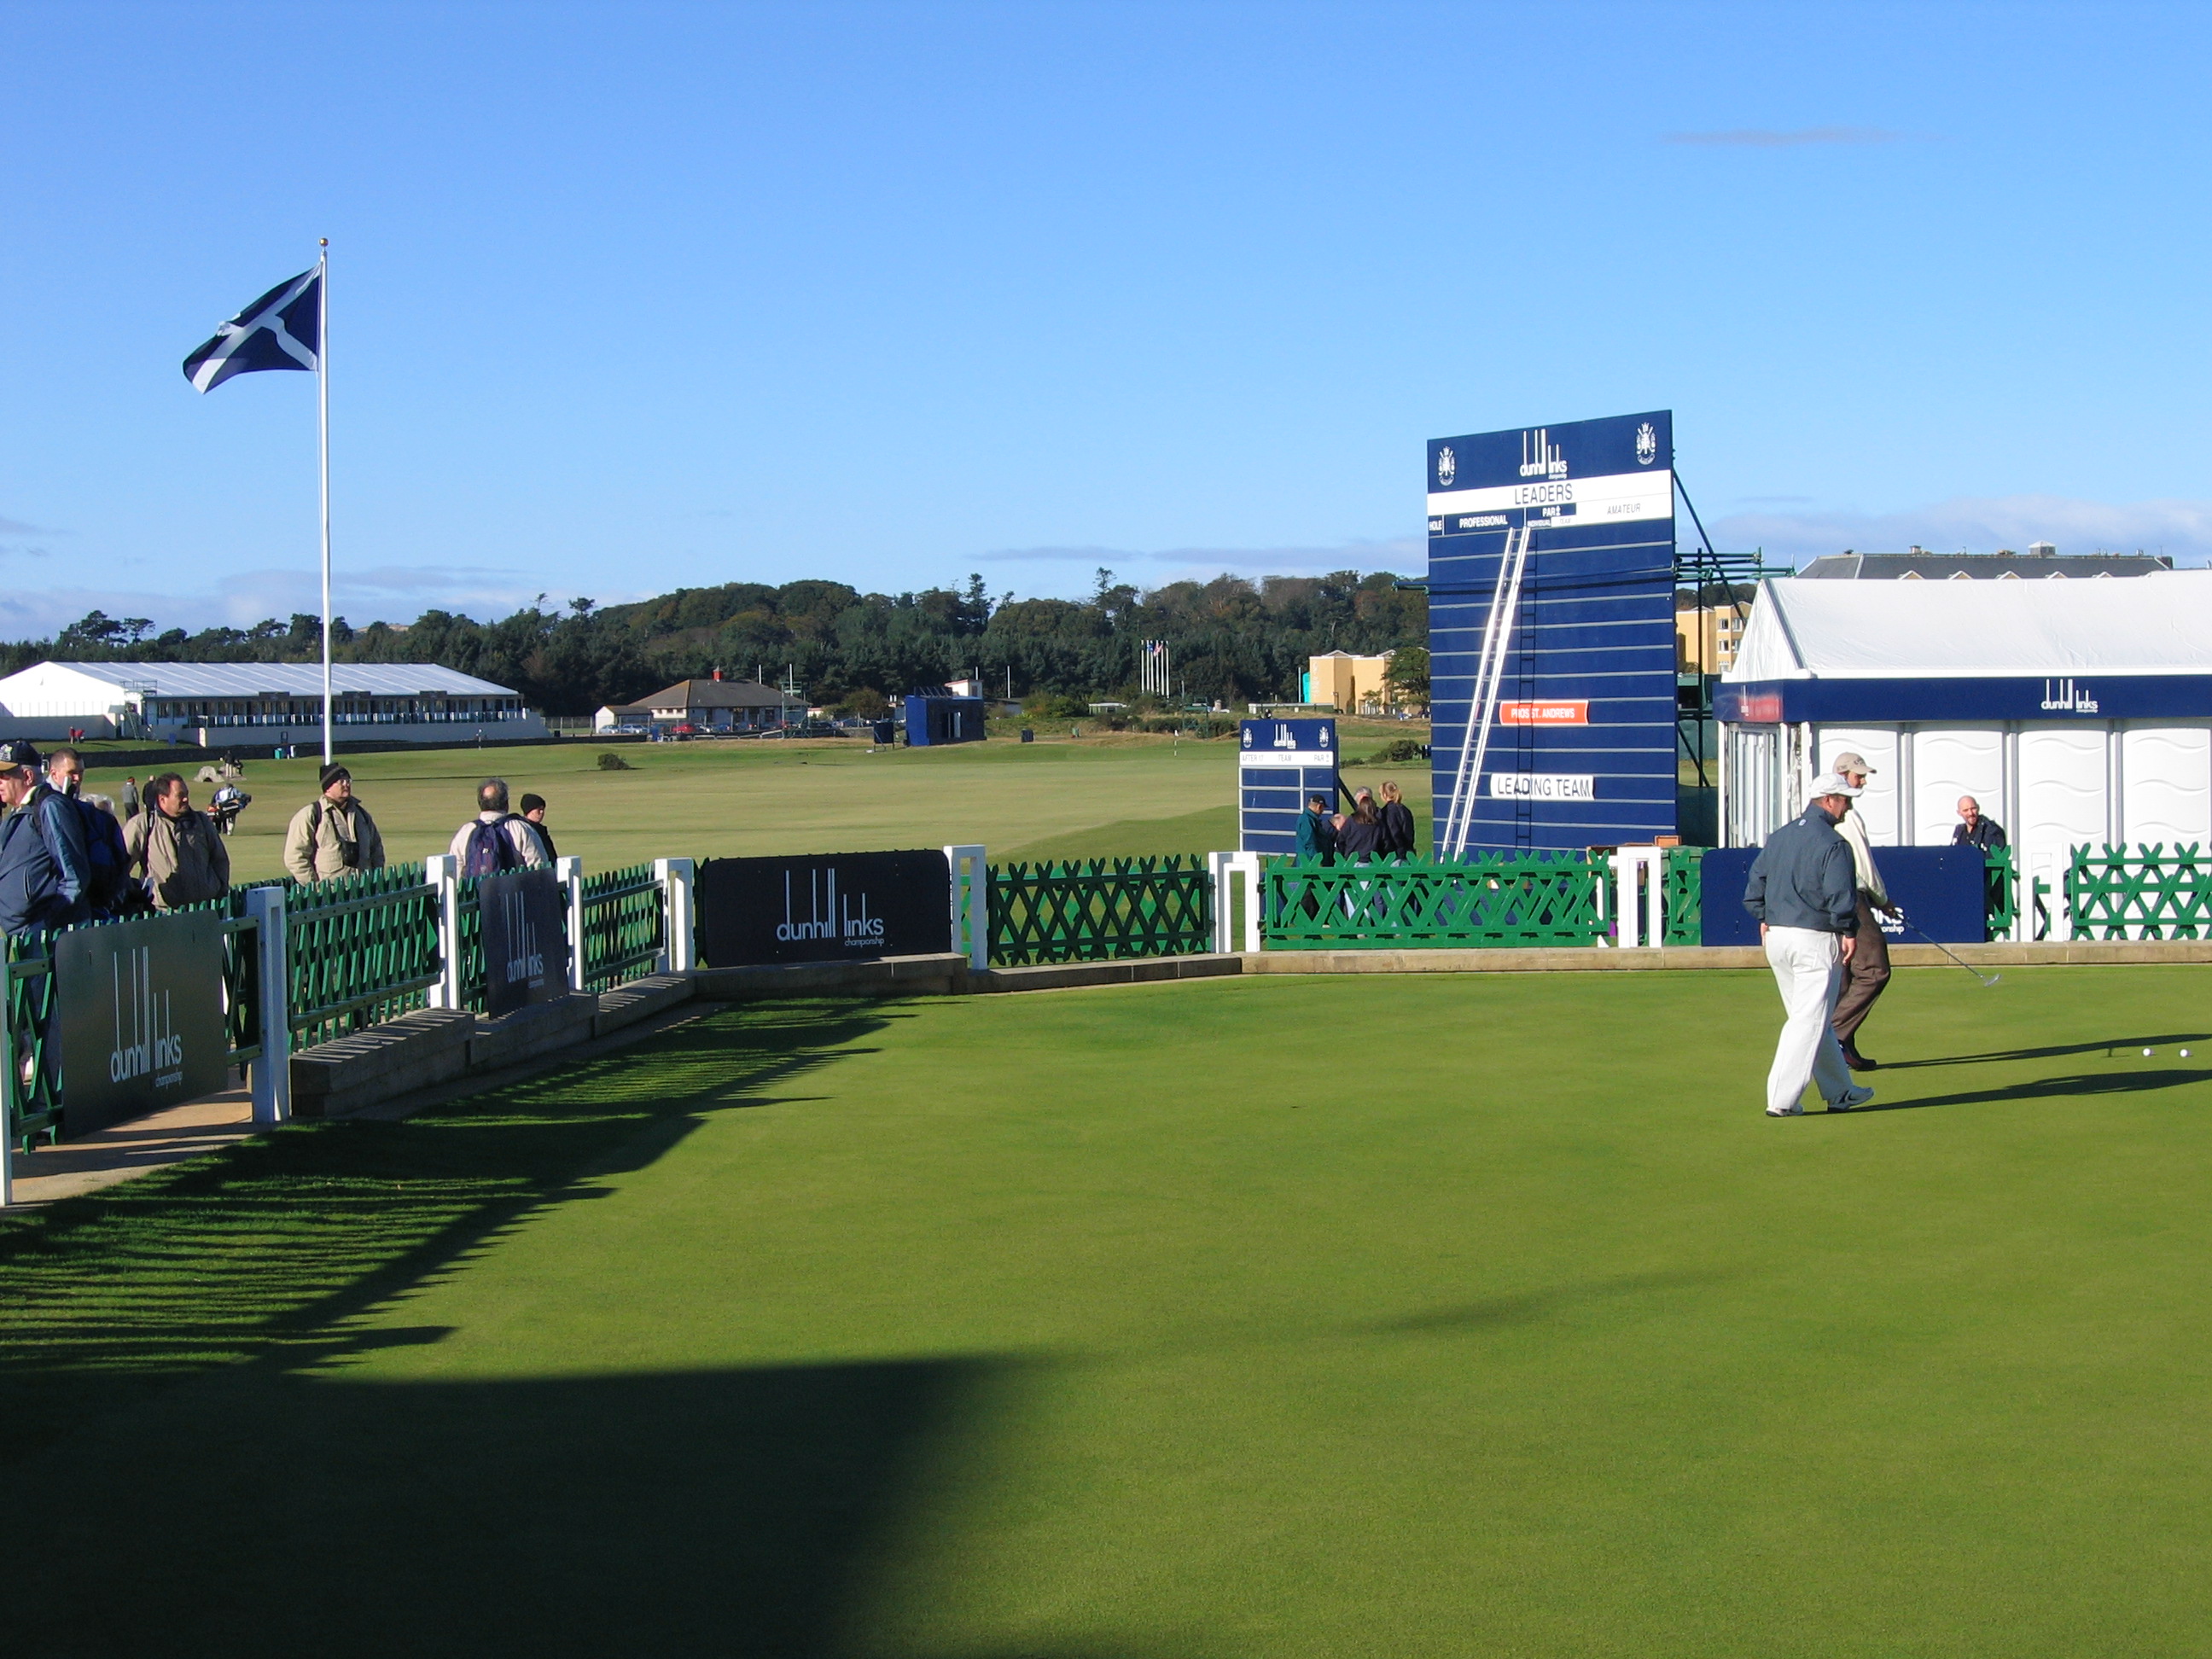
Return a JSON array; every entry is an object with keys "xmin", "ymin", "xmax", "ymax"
[
  {"xmin": 8, "ymin": 964, "xmax": 2209, "ymax": 1654},
  {"xmin": 76, "ymin": 721, "xmax": 1431, "ymax": 880}
]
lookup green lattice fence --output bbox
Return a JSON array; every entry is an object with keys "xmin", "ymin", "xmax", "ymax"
[
  {"xmin": 1662, "ymin": 848, "xmax": 1702, "ymax": 946},
  {"xmin": 1260, "ymin": 853, "xmax": 1607, "ymax": 950},
  {"xmin": 3, "ymin": 934, "xmax": 61, "ymax": 1151},
  {"xmin": 1983, "ymin": 845, "xmax": 2018, "ymax": 940},
  {"xmin": 287, "ymin": 862, "xmax": 442, "ymax": 1046},
  {"xmin": 2065, "ymin": 843, "xmax": 2212, "ymax": 940},
  {"xmin": 582, "ymin": 862, "xmax": 664, "ymax": 990},
  {"xmin": 455, "ymin": 875, "xmax": 488, "ymax": 1013},
  {"xmin": 988, "ymin": 856, "xmax": 1214, "ymax": 965}
]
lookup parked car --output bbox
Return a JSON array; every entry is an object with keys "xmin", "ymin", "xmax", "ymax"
[{"xmin": 665, "ymin": 723, "xmax": 700, "ymax": 739}]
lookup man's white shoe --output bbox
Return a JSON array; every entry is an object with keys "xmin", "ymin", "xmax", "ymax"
[
  {"xmin": 1766, "ymin": 1103, "xmax": 1802, "ymax": 1117},
  {"xmin": 1829, "ymin": 1086, "xmax": 1876, "ymax": 1111}
]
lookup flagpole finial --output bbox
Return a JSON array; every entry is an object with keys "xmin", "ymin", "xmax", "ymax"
[{"xmin": 319, "ymin": 237, "xmax": 328, "ymax": 247}]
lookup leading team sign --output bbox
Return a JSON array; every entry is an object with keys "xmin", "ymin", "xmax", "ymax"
[{"xmin": 1428, "ymin": 411, "xmax": 1679, "ymax": 852}]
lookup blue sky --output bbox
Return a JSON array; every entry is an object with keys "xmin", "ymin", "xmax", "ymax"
[{"xmin": 3, "ymin": 1, "xmax": 2207, "ymax": 634}]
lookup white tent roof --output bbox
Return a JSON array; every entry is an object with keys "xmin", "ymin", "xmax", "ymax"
[
  {"xmin": 1725, "ymin": 572, "xmax": 2212, "ymax": 681},
  {"xmin": 0, "ymin": 661, "xmax": 520, "ymax": 697}
]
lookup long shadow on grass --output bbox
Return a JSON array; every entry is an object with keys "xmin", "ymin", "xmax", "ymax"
[
  {"xmin": 3, "ymin": 1357, "xmax": 1123, "ymax": 1658},
  {"xmin": 1841, "ymin": 1068, "xmax": 2212, "ymax": 1113},
  {"xmin": 1877, "ymin": 1033, "xmax": 2212, "ymax": 1070},
  {"xmin": 0, "ymin": 998, "xmax": 899, "ymax": 1464}
]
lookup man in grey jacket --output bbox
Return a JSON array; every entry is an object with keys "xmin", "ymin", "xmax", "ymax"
[{"xmin": 1743, "ymin": 773, "xmax": 1877, "ymax": 1117}]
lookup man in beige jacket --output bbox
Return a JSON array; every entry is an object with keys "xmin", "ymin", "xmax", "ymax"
[
  {"xmin": 1827, "ymin": 750, "xmax": 1898, "ymax": 1070},
  {"xmin": 125, "ymin": 772, "xmax": 230, "ymax": 909},
  {"xmin": 283, "ymin": 764, "xmax": 387, "ymax": 883}
]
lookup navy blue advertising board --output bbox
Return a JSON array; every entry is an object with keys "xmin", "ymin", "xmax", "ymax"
[
  {"xmin": 1427, "ymin": 411, "xmax": 1677, "ymax": 851},
  {"xmin": 477, "ymin": 867, "xmax": 572, "ymax": 1017},
  {"xmin": 1239, "ymin": 719, "xmax": 1337, "ymax": 853},
  {"xmin": 55, "ymin": 911, "xmax": 230, "ymax": 1136},
  {"xmin": 697, "ymin": 850, "xmax": 952, "ymax": 965},
  {"xmin": 1698, "ymin": 846, "xmax": 1988, "ymax": 946}
]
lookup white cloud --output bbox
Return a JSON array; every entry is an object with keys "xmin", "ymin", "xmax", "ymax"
[{"xmin": 1710, "ymin": 494, "xmax": 2212, "ymax": 567}]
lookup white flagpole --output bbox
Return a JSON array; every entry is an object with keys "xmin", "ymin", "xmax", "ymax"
[{"xmin": 317, "ymin": 238, "xmax": 333, "ymax": 769}]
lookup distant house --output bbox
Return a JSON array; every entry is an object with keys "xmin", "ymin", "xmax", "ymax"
[
  {"xmin": 595, "ymin": 675, "xmax": 801, "ymax": 734},
  {"xmin": 1305, "ymin": 650, "xmax": 1401, "ymax": 714}
]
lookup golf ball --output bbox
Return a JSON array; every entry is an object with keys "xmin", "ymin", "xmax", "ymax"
[{"xmin": 2144, "ymin": 1048, "xmax": 2155, "ymax": 1057}]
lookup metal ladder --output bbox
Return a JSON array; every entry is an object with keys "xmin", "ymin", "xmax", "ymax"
[{"xmin": 1440, "ymin": 521, "xmax": 1536, "ymax": 857}]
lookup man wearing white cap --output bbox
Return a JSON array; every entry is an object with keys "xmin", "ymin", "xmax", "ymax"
[
  {"xmin": 1743, "ymin": 773, "xmax": 1876, "ymax": 1116},
  {"xmin": 1827, "ymin": 750, "xmax": 1897, "ymax": 1069}
]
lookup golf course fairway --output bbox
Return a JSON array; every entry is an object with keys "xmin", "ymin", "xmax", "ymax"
[{"xmin": 3, "ymin": 963, "xmax": 2209, "ymax": 1655}]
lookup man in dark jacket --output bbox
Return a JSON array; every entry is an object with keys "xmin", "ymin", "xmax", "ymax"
[
  {"xmin": 1744, "ymin": 772, "xmax": 1874, "ymax": 1117},
  {"xmin": 1952, "ymin": 796, "xmax": 2007, "ymax": 851},
  {"xmin": 1295, "ymin": 794, "xmax": 1337, "ymax": 859},
  {"xmin": 0, "ymin": 740, "xmax": 90, "ymax": 936}
]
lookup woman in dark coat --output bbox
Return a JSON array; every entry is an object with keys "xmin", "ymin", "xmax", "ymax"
[
  {"xmin": 1337, "ymin": 790, "xmax": 1384, "ymax": 856},
  {"xmin": 1377, "ymin": 779, "xmax": 1417, "ymax": 855}
]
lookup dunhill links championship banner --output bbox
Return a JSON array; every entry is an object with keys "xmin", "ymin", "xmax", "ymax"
[
  {"xmin": 55, "ymin": 911, "xmax": 230, "ymax": 1136},
  {"xmin": 697, "ymin": 851, "xmax": 952, "ymax": 968}
]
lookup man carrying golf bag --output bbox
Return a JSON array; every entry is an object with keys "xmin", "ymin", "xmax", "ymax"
[{"xmin": 1743, "ymin": 772, "xmax": 1877, "ymax": 1118}]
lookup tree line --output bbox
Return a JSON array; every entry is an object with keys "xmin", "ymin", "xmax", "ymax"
[{"xmin": 5, "ymin": 568, "xmax": 1428, "ymax": 717}]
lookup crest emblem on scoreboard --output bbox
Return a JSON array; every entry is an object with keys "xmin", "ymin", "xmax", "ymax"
[
  {"xmin": 1435, "ymin": 446, "xmax": 1456, "ymax": 486},
  {"xmin": 1635, "ymin": 422, "xmax": 1658, "ymax": 465}
]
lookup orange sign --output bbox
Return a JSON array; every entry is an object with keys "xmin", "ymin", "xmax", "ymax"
[{"xmin": 1498, "ymin": 700, "xmax": 1589, "ymax": 726}]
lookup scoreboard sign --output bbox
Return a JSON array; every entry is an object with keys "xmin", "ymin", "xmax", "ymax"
[
  {"xmin": 1427, "ymin": 410, "xmax": 1678, "ymax": 851},
  {"xmin": 1239, "ymin": 719, "xmax": 1338, "ymax": 853}
]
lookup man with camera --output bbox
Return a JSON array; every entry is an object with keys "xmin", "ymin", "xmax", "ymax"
[{"xmin": 283, "ymin": 763, "xmax": 387, "ymax": 884}]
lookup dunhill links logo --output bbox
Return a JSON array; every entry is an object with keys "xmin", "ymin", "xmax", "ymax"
[
  {"xmin": 499, "ymin": 884, "xmax": 547, "ymax": 984},
  {"xmin": 110, "ymin": 943, "xmax": 185, "ymax": 1088},
  {"xmin": 777, "ymin": 865, "xmax": 887, "ymax": 947}
]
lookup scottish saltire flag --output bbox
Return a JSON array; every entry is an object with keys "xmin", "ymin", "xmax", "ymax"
[{"xmin": 181, "ymin": 267, "xmax": 320, "ymax": 393}]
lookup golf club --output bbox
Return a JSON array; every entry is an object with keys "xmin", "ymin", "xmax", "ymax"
[{"xmin": 1894, "ymin": 911, "xmax": 2000, "ymax": 986}]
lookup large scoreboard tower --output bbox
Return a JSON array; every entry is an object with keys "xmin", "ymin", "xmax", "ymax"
[{"xmin": 1427, "ymin": 410, "xmax": 1678, "ymax": 853}]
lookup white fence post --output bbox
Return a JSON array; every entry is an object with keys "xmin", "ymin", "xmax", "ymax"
[
  {"xmin": 425, "ymin": 854, "xmax": 461, "ymax": 1009},
  {"xmin": 1208, "ymin": 851, "xmax": 1233, "ymax": 953},
  {"xmin": 1610, "ymin": 852, "xmax": 1639, "ymax": 947},
  {"xmin": 941, "ymin": 845, "xmax": 987, "ymax": 969},
  {"xmin": 1644, "ymin": 847, "xmax": 1666, "ymax": 947},
  {"xmin": 557, "ymin": 856, "xmax": 586, "ymax": 992},
  {"xmin": 655, "ymin": 858, "xmax": 696, "ymax": 972},
  {"xmin": 1218, "ymin": 851, "xmax": 1262, "ymax": 953},
  {"xmin": 245, "ymin": 884, "xmax": 292, "ymax": 1125}
]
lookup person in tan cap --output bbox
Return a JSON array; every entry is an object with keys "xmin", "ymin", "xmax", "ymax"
[{"xmin": 1827, "ymin": 751, "xmax": 1898, "ymax": 1069}]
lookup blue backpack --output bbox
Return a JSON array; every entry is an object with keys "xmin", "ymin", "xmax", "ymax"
[
  {"xmin": 460, "ymin": 814, "xmax": 529, "ymax": 878},
  {"xmin": 67, "ymin": 795, "xmax": 142, "ymax": 917}
]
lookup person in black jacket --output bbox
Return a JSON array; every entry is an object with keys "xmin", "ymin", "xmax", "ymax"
[
  {"xmin": 519, "ymin": 794, "xmax": 558, "ymax": 864},
  {"xmin": 1952, "ymin": 796, "xmax": 2006, "ymax": 851},
  {"xmin": 0, "ymin": 740, "xmax": 90, "ymax": 937},
  {"xmin": 1744, "ymin": 774, "xmax": 1873, "ymax": 1118},
  {"xmin": 1337, "ymin": 789, "xmax": 1383, "ymax": 855},
  {"xmin": 1377, "ymin": 780, "xmax": 1417, "ymax": 855}
]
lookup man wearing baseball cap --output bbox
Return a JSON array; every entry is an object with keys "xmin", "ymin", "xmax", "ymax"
[
  {"xmin": 0, "ymin": 739, "xmax": 90, "ymax": 937},
  {"xmin": 1743, "ymin": 772, "xmax": 1875, "ymax": 1116},
  {"xmin": 1827, "ymin": 751, "xmax": 1898, "ymax": 1069}
]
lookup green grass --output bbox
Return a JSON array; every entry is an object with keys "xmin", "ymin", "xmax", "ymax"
[
  {"xmin": 79, "ymin": 720, "xmax": 1430, "ymax": 881},
  {"xmin": 5, "ymin": 965, "xmax": 2212, "ymax": 1653}
]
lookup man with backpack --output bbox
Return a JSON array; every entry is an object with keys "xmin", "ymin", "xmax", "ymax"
[
  {"xmin": 283, "ymin": 764, "xmax": 387, "ymax": 884},
  {"xmin": 0, "ymin": 741, "xmax": 90, "ymax": 936},
  {"xmin": 125, "ymin": 773, "xmax": 230, "ymax": 910},
  {"xmin": 450, "ymin": 777, "xmax": 550, "ymax": 875}
]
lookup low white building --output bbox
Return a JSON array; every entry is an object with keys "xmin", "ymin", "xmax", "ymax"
[
  {"xmin": 1717, "ymin": 574, "xmax": 2212, "ymax": 910},
  {"xmin": 0, "ymin": 661, "xmax": 545, "ymax": 745}
]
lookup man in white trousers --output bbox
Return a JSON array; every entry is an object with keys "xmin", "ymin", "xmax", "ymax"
[{"xmin": 1743, "ymin": 773, "xmax": 1877, "ymax": 1117}]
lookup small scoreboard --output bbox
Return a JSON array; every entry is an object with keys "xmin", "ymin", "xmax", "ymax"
[{"xmin": 1239, "ymin": 719, "xmax": 1338, "ymax": 853}]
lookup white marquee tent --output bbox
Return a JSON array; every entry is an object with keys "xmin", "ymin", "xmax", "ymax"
[{"xmin": 1717, "ymin": 573, "xmax": 2212, "ymax": 932}]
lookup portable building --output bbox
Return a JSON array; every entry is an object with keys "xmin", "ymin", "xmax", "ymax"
[
  {"xmin": 902, "ymin": 694, "xmax": 987, "ymax": 747},
  {"xmin": 1715, "ymin": 574, "xmax": 2212, "ymax": 911}
]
